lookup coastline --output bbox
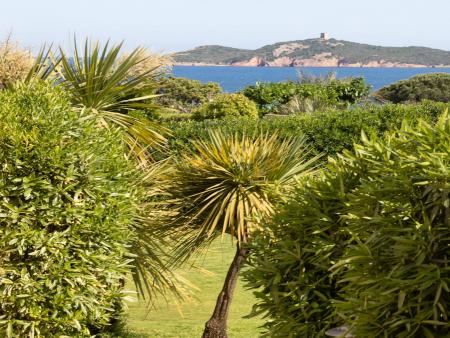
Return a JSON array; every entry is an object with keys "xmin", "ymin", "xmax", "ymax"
[{"xmin": 174, "ymin": 63, "xmax": 450, "ymax": 68}]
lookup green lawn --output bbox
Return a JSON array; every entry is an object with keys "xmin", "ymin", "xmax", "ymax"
[{"xmin": 125, "ymin": 238, "xmax": 264, "ymax": 338}]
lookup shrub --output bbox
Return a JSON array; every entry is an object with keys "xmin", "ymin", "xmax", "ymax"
[
  {"xmin": 242, "ymin": 170, "xmax": 356, "ymax": 337},
  {"xmin": 242, "ymin": 82, "xmax": 299, "ymax": 114},
  {"xmin": 192, "ymin": 93, "xmax": 258, "ymax": 120},
  {"xmin": 162, "ymin": 102, "xmax": 447, "ymax": 160},
  {"xmin": 243, "ymin": 114, "xmax": 450, "ymax": 337},
  {"xmin": 0, "ymin": 82, "xmax": 145, "ymax": 336},
  {"xmin": 0, "ymin": 37, "xmax": 34, "ymax": 88},
  {"xmin": 242, "ymin": 78, "xmax": 370, "ymax": 115},
  {"xmin": 375, "ymin": 73, "xmax": 450, "ymax": 103},
  {"xmin": 332, "ymin": 115, "xmax": 450, "ymax": 337},
  {"xmin": 156, "ymin": 76, "xmax": 222, "ymax": 113}
]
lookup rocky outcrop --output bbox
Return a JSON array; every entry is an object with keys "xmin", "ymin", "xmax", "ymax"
[{"xmin": 231, "ymin": 56, "xmax": 268, "ymax": 67}]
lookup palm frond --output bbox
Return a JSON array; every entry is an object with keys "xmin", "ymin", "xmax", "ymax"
[
  {"xmin": 24, "ymin": 44, "xmax": 61, "ymax": 83},
  {"xmin": 57, "ymin": 38, "xmax": 169, "ymax": 160},
  {"xmin": 167, "ymin": 130, "xmax": 322, "ymax": 264}
]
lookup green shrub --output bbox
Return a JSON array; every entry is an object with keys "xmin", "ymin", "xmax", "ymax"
[
  {"xmin": 332, "ymin": 115, "xmax": 450, "ymax": 337},
  {"xmin": 243, "ymin": 114, "xmax": 450, "ymax": 337},
  {"xmin": 156, "ymin": 76, "xmax": 222, "ymax": 113},
  {"xmin": 0, "ymin": 82, "xmax": 145, "ymax": 336},
  {"xmin": 242, "ymin": 82, "xmax": 299, "ymax": 114},
  {"xmin": 192, "ymin": 93, "xmax": 259, "ymax": 120},
  {"xmin": 162, "ymin": 102, "xmax": 447, "ymax": 160},
  {"xmin": 242, "ymin": 170, "xmax": 357, "ymax": 337},
  {"xmin": 375, "ymin": 73, "xmax": 450, "ymax": 103},
  {"xmin": 242, "ymin": 78, "xmax": 370, "ymax": 114}
]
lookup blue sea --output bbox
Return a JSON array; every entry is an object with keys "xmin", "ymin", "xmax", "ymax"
[{"xmin": 173, "ymin": 66, "xmax": 450, "ymax": 92}]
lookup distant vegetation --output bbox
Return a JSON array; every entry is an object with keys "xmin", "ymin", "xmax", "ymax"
[
  {"xmin": 173, "ymin": 38, "xmax": 450, "ymax": 66},
  {"xmin": 375, "ymin": 73, "xmax": 450, "ymax": 103}
]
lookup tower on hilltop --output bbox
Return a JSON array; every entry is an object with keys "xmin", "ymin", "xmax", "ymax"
[{"xmin": 320, "ymin": 32, "xmax": 329, "ymax": 40}]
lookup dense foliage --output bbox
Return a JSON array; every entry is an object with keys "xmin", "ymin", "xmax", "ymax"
[
  {"xmin": 156, "ymin": 76, "xmax": 222, "ymax": 113},
  {"xmin": 242, "ymin": 169, "xmax": 354, "ymax": 337},
  {"xmin": 243, "ymin": 114, "xmax": 450, "ymax": 337},
  {"xmin": 0, "ymin": 83, "xmax": 148, "ymax": 336},
  {"xmin": 333, "ymin": 115, "xmax": 450, "ymax": 337},
  {"xmin": 375, "ymin": 73, "xmax": 450, "ymax": 103},
  {"xmin": 162, "ymin": 101, "xmax": 447, "ymax": 160},
  {"xmin": 192, "ymin": 93, "xmax": 258, "ymax": 120},
  {"xmin": 242, "ymin": 78, "xmax": 369, "ymax": 115}
]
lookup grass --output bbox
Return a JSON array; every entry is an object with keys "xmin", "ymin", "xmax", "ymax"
[{"xmin": 124, "ymin": 238, "xmax": 264, "ymax": 337}]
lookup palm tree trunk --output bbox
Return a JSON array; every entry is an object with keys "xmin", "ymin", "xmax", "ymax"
[{"xmin": 202, "ymin": 245, "xmax": 249, "ymax": 338}]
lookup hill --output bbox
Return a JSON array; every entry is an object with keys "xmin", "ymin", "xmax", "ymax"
[{"xmin": 173, "ymin": 37, "xmax": 450, "ymax": 67}]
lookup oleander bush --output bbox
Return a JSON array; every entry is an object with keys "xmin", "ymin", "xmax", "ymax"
[
  {"xmin": 242, "ymin": 168, "xmax": 357, "ymax": 337},
  {"xmin": 243, "ymin": 113, "xmax": 450, "ymax": 337},
  {"xmin": 192, "ymin": 93, "xmax": 258, "ymax": 120},
  {"xmin": 375, "ymin": 73, "xmax": 450, "ymax": 103},
  {"xmin": 332, "ymin": 115, "xmax": 450, "ymax": 337},
  {"xmin": 0, "ymin": 82, "xmax": 147, "ymax": 336}
]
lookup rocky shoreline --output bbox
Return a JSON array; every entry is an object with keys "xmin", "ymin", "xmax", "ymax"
[{"xmin": 174, "ymin": 59, "xmax": 450, "ymax": 68}]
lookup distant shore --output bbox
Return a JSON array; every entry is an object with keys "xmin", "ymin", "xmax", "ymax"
[{"xmin": 174, "ymin": 63, "xmax": 450, "ymax": 68}]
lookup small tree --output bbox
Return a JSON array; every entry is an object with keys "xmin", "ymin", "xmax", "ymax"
[{"xmin": 167, "ymin": 130, "xmax": 320, "ymax": 338}]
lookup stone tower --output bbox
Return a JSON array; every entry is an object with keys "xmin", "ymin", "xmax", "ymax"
[{"xmin": 320, "ymin": 32, "xmax": 329, "ymax": 40}]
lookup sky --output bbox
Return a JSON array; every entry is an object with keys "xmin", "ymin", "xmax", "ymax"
[{"xmin": 2, "ymin": 0, "xmax": 450, "ymax": 53}]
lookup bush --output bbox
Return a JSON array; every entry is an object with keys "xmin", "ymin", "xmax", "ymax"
[
  {"xmin": 242, "ymin": 170, "xmax": 356, "ymax": 337},
  {"xmin": 162, "ymin": 102, "xmax": 447, "ymax": 160},
  {"xmin": 0, "ymin": 37, "xmax": 34, "ymax": 88},
  {"xmin": 242, "ymin": 78, "xmax": 370, "ymax": 115},
  {"xmin": 156, "ymin": 76, "xmax": 222, "ymax": 113},
  {"xmin": 192, "ymin": 93, "xmax": 259, "ymax": 120},
  {"xmin": 332, "ymin": 115, "xmax": 450, "ymax": 337},
  {"xmin": 375, "ymin": 73, "xmax": 450, "ymax": 103},
  {"xmin": 0, "ymin": 83, "xmax": 145, "ymax": 336},
  {"xmin": 243, "ymin": 114, "xmax": 450, "ymax": 337}
]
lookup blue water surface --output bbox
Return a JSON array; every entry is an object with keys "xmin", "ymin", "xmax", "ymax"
[{"xmin": 173, "ymin": 66, "xmax": 450, "ymax": 92}]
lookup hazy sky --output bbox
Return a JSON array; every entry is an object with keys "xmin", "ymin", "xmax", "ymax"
[{"xmin": 2, "ymin": 0, "xmax": 450, "ymax": 52}]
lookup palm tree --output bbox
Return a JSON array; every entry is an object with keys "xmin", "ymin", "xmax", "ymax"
[
  {"xmin": 167, "ymin": 130, "xmax": 321, "ymax": 338},
  {"xmin": 57, "ymin": 39, "xmax": 168, "ymax": 163}
]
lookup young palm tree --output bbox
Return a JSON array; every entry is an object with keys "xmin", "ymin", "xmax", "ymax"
[{"xmin": 168, "ymin": 130, "xmax": 321, "ymax": 338}]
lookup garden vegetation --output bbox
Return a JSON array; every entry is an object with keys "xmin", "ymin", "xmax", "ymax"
[{"xmin": 1, "ymin": 34, "xmax": 450, "ymax": 338}]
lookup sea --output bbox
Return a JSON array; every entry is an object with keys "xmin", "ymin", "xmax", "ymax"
[{"xmin": 173, "ymin": 66, "xmax": 450, "ymax": 93}]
